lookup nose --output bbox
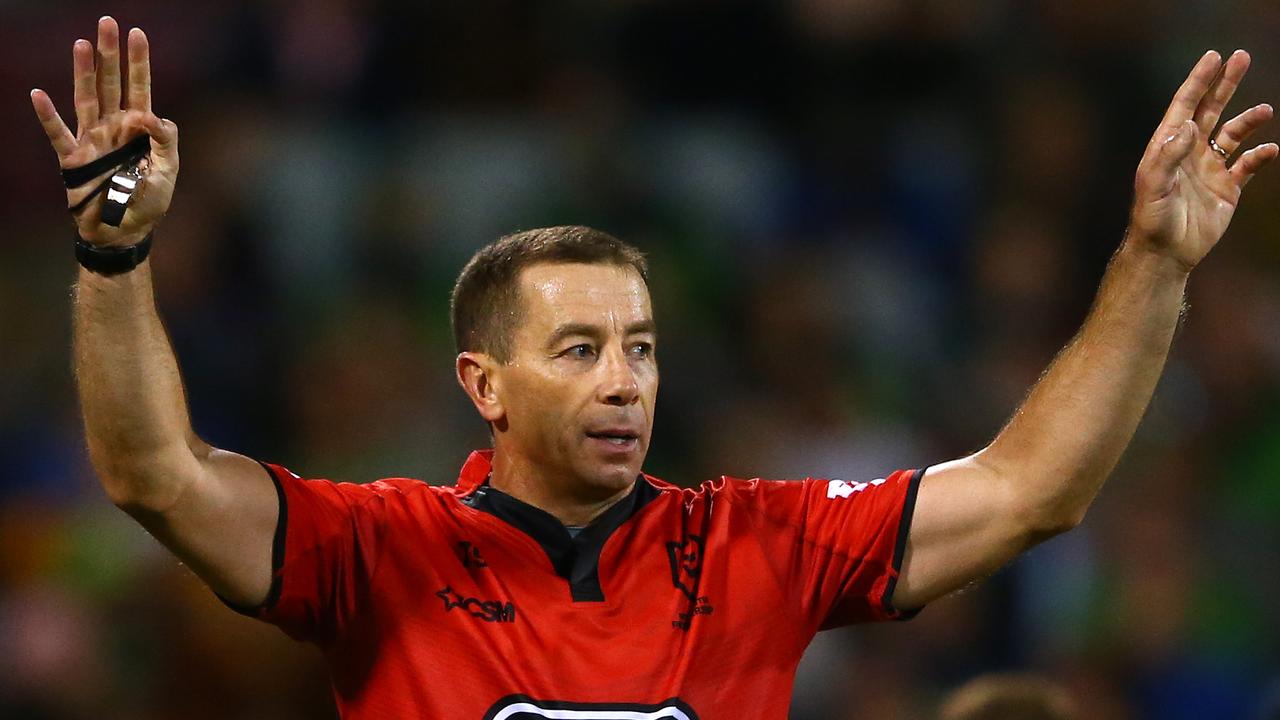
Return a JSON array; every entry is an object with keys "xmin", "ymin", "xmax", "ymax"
[{"xmin": 598, "ymin": 343, "xmax": 640, "ymax": 406}]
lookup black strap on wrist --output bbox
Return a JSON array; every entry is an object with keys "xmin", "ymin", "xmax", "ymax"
[{"xmin": 75, "ymin": 232, "xmax": 153, "ymax": 276}]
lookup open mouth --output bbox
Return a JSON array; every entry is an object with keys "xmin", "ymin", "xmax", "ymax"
[{"xmin": 586, "ymin": 432, "xmax": 638, "ymax": 445}]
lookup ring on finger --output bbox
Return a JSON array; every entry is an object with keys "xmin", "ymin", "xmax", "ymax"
[{"xmin": 1209, "ymin": 137, "xmax": 1230, "ymax": 161}]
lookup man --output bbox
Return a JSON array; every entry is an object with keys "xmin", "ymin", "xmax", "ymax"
[
  {"xmin": 30, "ymin": 15, "xmax": 1276, "ymax": 719},
  {"xmin": 937, "ymin": 674, "xmax": 1078, "ymax": 720}
]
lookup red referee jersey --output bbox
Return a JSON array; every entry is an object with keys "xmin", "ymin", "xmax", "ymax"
[{"xmin": 230, "ymin": 450, "xmax": 924, "ymax": 719}]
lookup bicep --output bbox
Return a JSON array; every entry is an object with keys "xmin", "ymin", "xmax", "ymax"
[
  {"xmin": 892, "ymin": 454, "xmax": 1031, "ymax": 609},
  {"xmin": 128, "ymin": 447, "xmax": 279, "ymax": 608}
]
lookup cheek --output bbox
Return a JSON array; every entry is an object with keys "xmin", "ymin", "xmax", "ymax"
[
  {"xmin": 506, "ymin": 370, "xmax": 576, "ymax": 430},
  {"xmin": 640, "ymin": 367, "xmax": 659, "ymax": 409}
]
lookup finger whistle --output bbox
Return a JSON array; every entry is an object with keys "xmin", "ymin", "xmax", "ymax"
[
  {"xmin": 100, "ymin": 164, "xmax": 142, "ymax": 227},
  {"xmin": 62, "ymin": 133, "xmax": 151, "ymax": 222}
]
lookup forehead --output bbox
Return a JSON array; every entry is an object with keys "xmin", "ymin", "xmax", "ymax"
[{"xmin": 516, "ymin": 262, "xmax": 653, "ymax": 331}]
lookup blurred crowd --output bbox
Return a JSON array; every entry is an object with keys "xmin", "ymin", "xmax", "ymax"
[{"xmin": 3, "ymin": 1, "xmax": 1280, "ymax": 718}]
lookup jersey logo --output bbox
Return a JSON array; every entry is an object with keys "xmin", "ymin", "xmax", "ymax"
[
  {"xmin": 482, "ymin": 695, "xmax": 699, "ymax": 720},
  {"xmin": 459, "ymin": 540, "xmax": 488, "ymax": 569},
  {"xmin": 435, "ymin": 586, "xmax": 516, "ymax": 623},
  {"xmin": 666, "ymin": 535, "xmax": 714, "ymax": 630},
  {"xmin": 826, "ymin": 477, "xmax": 886, "ymax": 499},
  {"xmin": 665, "ymin": 535, "xmax": 704, "ymax": 601}
]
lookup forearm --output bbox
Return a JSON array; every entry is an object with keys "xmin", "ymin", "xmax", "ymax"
[
  {"xmin": 74, "ymin": 259, "xmax": 204, "ymax": 509},
  {"xmin": 977, "ymin": 234, "xmax": 1190, "ymax": 530}
]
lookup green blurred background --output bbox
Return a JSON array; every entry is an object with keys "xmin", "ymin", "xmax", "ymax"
[{"xmin": 2, "ymin": 1, "xmax": 1279, "ymax": 718}]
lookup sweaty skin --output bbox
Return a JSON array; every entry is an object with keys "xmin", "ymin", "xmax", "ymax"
[
  {"xmin": 36, "ymin": 17, "xmax": 277, "ymax": 609},
  {"xmin": 456, "ymin": 263, "xmax": 660, "ymax": 527},
  {"xmin": 893, "ymin": 49, "xmax": 1277, "ymax": 609},
  {"xmin": 34, "ymin": 19, "xmax": 1277, "ymax": 616}
]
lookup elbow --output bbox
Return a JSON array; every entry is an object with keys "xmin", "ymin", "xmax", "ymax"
[
  {"xmin": 1034, "ymin": 508, "xmax": 1086, "ymax": 542},
  {"xmin": 88, "ymin": 444, "xmax": 196, "ymax": 516},
  {"xmin": 974, "ymin": 449, "xmax": 1091, "ymax": 544},
  {"xmin": 1020, "ymin": 497, "xmax": 1088, "ymax": 545},
  {"xmin": 96, "ymin": 466, "xmax": 179, "ymax": 517},
  {"xmin": 86, "ymin": 445, "xmax": 138, "ymax": 507}
]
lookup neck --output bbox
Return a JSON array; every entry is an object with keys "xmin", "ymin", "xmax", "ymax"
[{"xmin": 488, "ymin": 451, "xmax": 635, "ymax": 527}]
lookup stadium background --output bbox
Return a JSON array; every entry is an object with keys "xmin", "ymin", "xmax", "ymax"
[{"xmin": 3, "ymin": 1, "xmax": 1280, "ymax": 718}]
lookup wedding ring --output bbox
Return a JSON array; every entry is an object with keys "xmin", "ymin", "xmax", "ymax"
[{"xmin": 1208, "ymin": 138, "xmax": 1230, "ymax": 161}]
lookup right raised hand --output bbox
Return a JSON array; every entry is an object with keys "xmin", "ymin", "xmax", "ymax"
[{"xmin": 31, "ymin": 16, "xmax": 179, "ymax": 248}]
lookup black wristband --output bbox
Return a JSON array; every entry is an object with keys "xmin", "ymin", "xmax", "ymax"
[{"xmin": 75, "ymin": 233, "xmax": 153, "ymax": 276}]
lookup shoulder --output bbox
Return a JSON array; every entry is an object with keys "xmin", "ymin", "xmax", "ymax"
[
  {"xmin": 641, "ymin": 472, "xmax": 826, "ymax": 514},
  {"xmin": 261, "ymin": 462, "xmax": 470, "ymax": 516},
  {"xmin": 642, "ymin": 470, "xmax": 916, "ymax": 523}
]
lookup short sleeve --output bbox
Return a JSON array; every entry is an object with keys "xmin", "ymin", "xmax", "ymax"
[
  {"xmin": 745, "ymin": 467, "xmax": 926, "ymax": 630},
  {"xmin": 229, "ymin": 461, "xmax": 391, "ymax": 646}
]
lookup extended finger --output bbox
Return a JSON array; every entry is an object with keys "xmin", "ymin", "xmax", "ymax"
[
  {"xmin": 1228, "ymin": 142, "xmax": 1279, "ymax": 187},
  {"xmin": 30, "ymin": 89, "xmax": 77, "ymax": 157},
  {"xmin": 1194, "ymin": 49, "xmax": 1250, "ymax": 136},
  {"xmin": 126, "ymin": 27, "xmax": 151, "ymax": 112},
  {"xmin": 1214, "ymin": 103, "xmax": 1273, "ymax": 157},
  {"xmin": 1155, "ymin": 51, "xmax": 1221, "ymax": 138},
  {"xmin": 72, "ymin": 39, "xmax": 99, "ymax": 134},
  {"xmin": 96, "ymin": 16, "xmax": 122, "ymax": 113}
]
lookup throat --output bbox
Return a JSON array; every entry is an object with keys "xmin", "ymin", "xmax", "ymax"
[
  {"xmin": 487, "ymin": 476, "xmax": 636, "ymax": 527},
  {"xmin": 462, "ymin": 474, "xmax": 660, "ymax": 603},
  {"xmin": 487, "ymin": 453, "xmax": 637, "ymax": 526}
]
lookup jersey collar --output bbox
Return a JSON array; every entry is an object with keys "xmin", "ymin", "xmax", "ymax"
[
  {"xmin": 456, "ymin": 450, "xmax": 496, "ymax": 495},
  {"xmin": 454, "ymin": 449, "xmax": 679, "ymax": 495},
  {"xmin": 454, "ymin": 449, "xmax": 665, "ymax": 603}
]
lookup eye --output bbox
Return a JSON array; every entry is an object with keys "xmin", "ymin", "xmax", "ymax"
[
  {"xmin": 630, "ymin": 342, "xmax": 654, "ymax": 358},
  {"xmin": 564, "ymin": 344, "xmax": 596, "ymax": 359}
]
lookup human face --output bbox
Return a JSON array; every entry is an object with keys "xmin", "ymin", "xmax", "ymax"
[{"xmin": 492, "ymin": 262, "xmax": 658, "ymax": 499}]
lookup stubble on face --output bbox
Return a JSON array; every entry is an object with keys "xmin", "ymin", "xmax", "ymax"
[{"xmin": 487, "ymin": 262, "xmax": 659, "ymax": 522}]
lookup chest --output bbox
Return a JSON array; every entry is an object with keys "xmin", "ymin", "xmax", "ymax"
[
  {"xmin": 326, "ymin": 495, "xmax": 814, "ymax": 719},
  {"xmin": 370, "ymin": 505, "xmax": 805, "ymax": 676}
]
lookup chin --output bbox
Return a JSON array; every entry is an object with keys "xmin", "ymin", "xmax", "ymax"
[
  {"xmin": 597, "ymin": 463, "xmax": 642, "ymax": 488},
  {"xmin": 570, "ymin": 436, "xmax": 647, "ymax": 490},
  {"xmin": 576, "ymin": 459, "xmax": 643, "ymax": 496}
]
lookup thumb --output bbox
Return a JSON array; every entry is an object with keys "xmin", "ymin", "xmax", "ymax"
[
  {"xmin": 141, "ymin": 114, "xmax": 179, "ymax": 167},
  {"xmin": 1153, "ymin": 120, "xmax": 1197, "ymax": 177}
]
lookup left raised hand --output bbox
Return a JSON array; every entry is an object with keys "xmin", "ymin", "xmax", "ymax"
[
  {"xmin": 30, "ymin": 17, "xmax": 178, "ymax": 247},
  {"xmin": 1128, "ymin": 50, "xmax": 1277, "ymax": 272}
]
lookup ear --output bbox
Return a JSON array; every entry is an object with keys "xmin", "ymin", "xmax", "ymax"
[{"xmin": 456, "ymin": 351, "xmax": 506, "ymax": 424}]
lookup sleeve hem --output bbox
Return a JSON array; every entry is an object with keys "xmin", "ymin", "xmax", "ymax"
[
  {"xmin": 881, "ymin": 466, "xmax": 926, "ymax": 621},
  {"xmin": 217, "ymin": 460, "xmax": 288, "ymax": 617}
]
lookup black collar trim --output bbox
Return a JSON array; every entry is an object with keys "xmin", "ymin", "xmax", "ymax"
[{"xmin": 464, "ymin": 477, "xmax": 659, "ymax": 602}]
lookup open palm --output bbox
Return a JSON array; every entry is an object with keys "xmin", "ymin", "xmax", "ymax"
[
  {"xmin": 1129, "ymin": 50, "xmax": 1277, "ymax": 271},
  {"xmin": 30, "ymin": 17, "xmax": 179, "ymax": 247}
]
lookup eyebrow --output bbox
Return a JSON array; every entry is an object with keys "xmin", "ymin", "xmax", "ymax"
[{"xmin": 546, "ymin": 320, "xmax": 657, "ymax": 347}]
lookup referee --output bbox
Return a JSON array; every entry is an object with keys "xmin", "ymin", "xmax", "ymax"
[{"xmin": 31, "ymin": 16, "xmax": 1276, "ymax": 719}]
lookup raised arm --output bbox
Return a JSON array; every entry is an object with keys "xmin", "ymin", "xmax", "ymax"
[
  {"xmin": 893, "ymin": 50, "xmax": 1278, "ymax": 609},
  {"xmin": 32, "ymin": 17, "xmax": 277, "ymax": 607}
]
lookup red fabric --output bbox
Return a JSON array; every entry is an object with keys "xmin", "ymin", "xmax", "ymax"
[{"xmin": 248, "ymin": 450, "xmax": 921, "ymax": 719}]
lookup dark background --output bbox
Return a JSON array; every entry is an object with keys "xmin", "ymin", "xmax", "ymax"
[{"xmin": 3, "ymin": 1, "xmax": 1280, "ymax": 718}]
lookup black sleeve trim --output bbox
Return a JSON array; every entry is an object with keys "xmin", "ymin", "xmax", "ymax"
[
  {"xmin": 217, "ymin": 460, "xmax": 288, "ymax": 617},
  {"xmin": 881, "ymin": 466, "xmax": 926, "ymax": 620}
]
